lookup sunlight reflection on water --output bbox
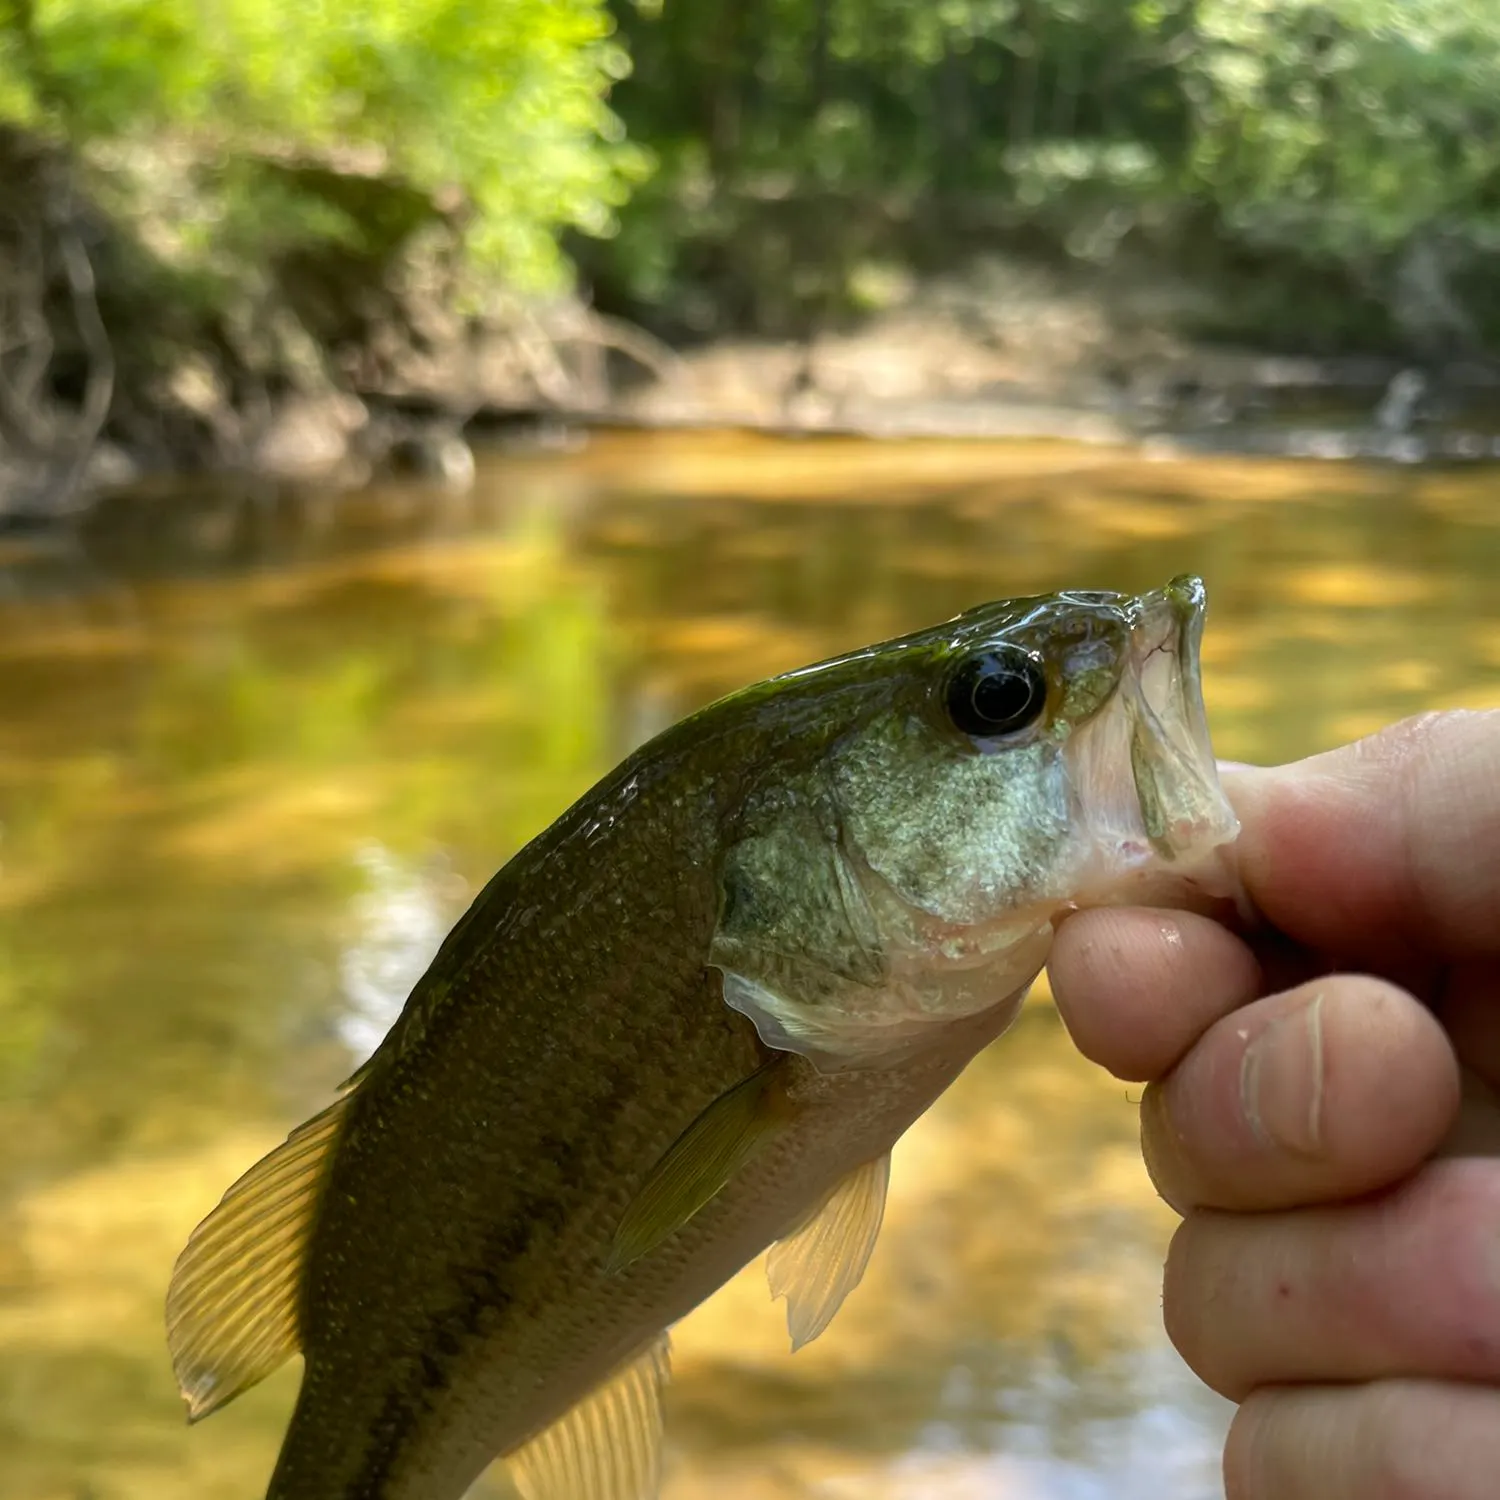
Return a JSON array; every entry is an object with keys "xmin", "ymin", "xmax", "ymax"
[{"xmin": 337, "ymin": 844, "xmax": 456, "ymax": 1067}]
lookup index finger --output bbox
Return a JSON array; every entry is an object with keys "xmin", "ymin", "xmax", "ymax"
[{"xmin": 1226, "ymin": 709, "xmax": 1500, "ymax": 966}]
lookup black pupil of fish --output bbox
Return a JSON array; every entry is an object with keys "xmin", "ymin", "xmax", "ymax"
[{"xmin": 949, "ymin": 652, "xmax": 1045, "ymax": 737}]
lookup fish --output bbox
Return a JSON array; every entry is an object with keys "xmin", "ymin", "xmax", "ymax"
[{"xmin": 166, "ymin": 574, "xmax": 1239, "ymax": 1500}]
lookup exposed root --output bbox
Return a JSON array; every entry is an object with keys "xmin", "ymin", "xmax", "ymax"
[{"xmin": 0, "ymin": 147, "xmax": 115, "ymax": 516}]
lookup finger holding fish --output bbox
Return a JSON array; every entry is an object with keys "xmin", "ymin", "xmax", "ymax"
[
  {"xmin": 1049, "ymin": 914, "xmax": 1463, "ymax": 1214},
  {"xmin": 1049, "ymin": 905, "xmax": 1265, "ymax": 1083}
]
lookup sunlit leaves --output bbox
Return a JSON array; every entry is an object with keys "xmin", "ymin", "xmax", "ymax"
[
  {"xmin": 2, "ymin": 0, "xmax": 647, "ymax": 288},
  {"xmin": 9, "ymin": 0, "xmax": 1500, "ymax": 323}
]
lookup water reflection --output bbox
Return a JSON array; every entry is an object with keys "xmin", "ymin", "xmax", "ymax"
[
  {"xmin": 1, "ymin": 432, "xmax": 1497, "ymax": 1500},
  {"xmin": 337, "ymin": 844, "xmax": 462, "ymax": 1067}
]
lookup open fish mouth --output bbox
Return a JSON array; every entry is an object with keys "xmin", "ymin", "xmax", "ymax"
[
  {"xmin": 1124, "ymin": 575, "xmax": 1235, "ymax": 861},
  {"xmin": 1065, "ymin": 573, "xmax": 1239, "ymax": 901}
]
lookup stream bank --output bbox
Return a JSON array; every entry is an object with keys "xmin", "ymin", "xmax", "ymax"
[{"xmin": 5, "ymin": 129, "xmax": 1500, "ymax": 527}]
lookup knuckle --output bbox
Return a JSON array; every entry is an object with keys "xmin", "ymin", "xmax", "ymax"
[
  {"xmin": 1222, "ymin": 1389, "xmax": 1284, "ymax": 1500},
  {"xmin": 1375, "ymin": 1164, "xmax": 1500, "ymax": 1376},
  {"xmin": 1162, "ymin": 1212, "xmax": 1246, "ymax": 1397},
  {"xmin": 1355, "ymin": 1383, "xmax": 1471, "ymax": 1500},
  {"xmin": 1139, "ymin": 1080, "xmax": 1198, "ymax": 1214}
]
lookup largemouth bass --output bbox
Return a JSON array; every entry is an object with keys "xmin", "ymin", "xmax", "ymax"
[{"xmin": 167, "ymin": 575, "xmax": 1238, "ymax": 1500}]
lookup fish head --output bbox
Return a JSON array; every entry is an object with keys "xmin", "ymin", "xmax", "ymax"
[
  {"xmin": 711, "ymin": 575, "xmax": 1239, "ymax": 1069},
  {"xmin": 831, "ymin": 572, "xmax": 1238, "ymax": 913}
]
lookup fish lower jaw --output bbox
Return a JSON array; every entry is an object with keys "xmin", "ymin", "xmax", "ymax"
[{"xmin": 1068, "ymin": 827, "xmax": 1243, "ymax": 915}]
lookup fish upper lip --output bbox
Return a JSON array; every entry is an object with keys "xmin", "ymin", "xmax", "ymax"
[
  {"xmin": 1128, "ymin": 575, "xmax": 1209, "ymax": 739},
  {"xmin": 1129, "ymin": 574, "xmax": 1206, "ymax": 658}
]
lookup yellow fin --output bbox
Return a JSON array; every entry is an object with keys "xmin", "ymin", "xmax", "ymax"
[
  {"xmin": 607, "ymin": 1062, "xmax": 792, "ymax": 1274},
  {"xmin": 165, "ymin": 1093, "xmax": 352, "ymax": 1421},
  {"xmin": 766, "ymin": 1152, "xmax": 889, "ymax": 1352},
  {"xmin": 508, "ymin": 1333, "xmax": 672, "ymax": 1500}
]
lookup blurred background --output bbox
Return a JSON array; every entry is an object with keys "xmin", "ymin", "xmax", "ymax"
[{"xmin": 2, "ymin": 5, "xmax": 1500, "ymax": 1500}]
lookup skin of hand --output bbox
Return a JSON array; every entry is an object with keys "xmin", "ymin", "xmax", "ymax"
[{"xmin": 1047, "ymin": 708, "xmax": 1500, "ymax": 1500}]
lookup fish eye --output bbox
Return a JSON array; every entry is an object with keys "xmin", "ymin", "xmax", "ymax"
[{"xmin": 945, "ymin": 647, "xmax": 1048, "ymax": 741}]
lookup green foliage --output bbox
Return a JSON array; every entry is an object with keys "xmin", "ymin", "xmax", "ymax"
[
  {"xmin": 8, "ymin": 0, "xmax": 1500, "ymax": 354},
  {"xmin": 588, "ymin": 0, "xmax": 1200, "ymax": 334},
  {"xmin": 590, "ymin": 0, "xmax": 1500, "ymax": 351},
  {"xmin": 1184, "ymin": 1, "xmax": 1500, "ymax": 258},
  {"xmin": 1, "ymin": 0, "xmax": 650, "ymax": 290}
]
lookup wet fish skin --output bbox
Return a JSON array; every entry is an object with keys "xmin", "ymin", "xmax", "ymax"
[
  {"xmin": 273, "ymin": 638, "xmax": 1002, "ymax": 1498},
  {"xmin": 165, "ymin": 578, "xmax": 1238, "ymax": 1500}
]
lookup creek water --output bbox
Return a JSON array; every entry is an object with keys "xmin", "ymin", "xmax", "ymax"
[{"xmin": 2, "ymin": 431, "xmax": 1497, "ymax": 1500}]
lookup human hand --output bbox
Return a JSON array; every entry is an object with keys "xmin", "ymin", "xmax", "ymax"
[{"xmin": 1048, "ymin": 709, "xmax": 1500, "ymax": 1499}]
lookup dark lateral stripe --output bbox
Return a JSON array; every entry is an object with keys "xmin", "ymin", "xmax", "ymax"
[{"xmin": 346, "ymin": 1110, "xmax": 612, "ymax": 1496}]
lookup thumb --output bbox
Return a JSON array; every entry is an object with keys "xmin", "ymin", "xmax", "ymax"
[{"xmin": 1220, "ymin": 709, "xmax": 1500, "ymax": 966}]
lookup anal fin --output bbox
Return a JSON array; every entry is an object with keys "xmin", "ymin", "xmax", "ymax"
[
  {"xmin": 508, "ymin": 1333, "xmax": 672, "ymax": 1500},
  {"xmin": 165, "ymin": 1091, "xmax": 353, "ymax": 1421},
  {"xmin": 766, "ymin": 1152, "xmax": 890, "ymax": 1352}
]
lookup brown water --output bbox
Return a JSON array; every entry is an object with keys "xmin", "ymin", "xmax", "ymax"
[{"xmin": 2, "ymin": 432, "xmax": 1498, "ymax": 1500}]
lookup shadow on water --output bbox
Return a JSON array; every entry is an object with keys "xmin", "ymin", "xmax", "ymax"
[{"xmin": 1, "ymin": 431, "xmax": 1497, "ymax": 1500}]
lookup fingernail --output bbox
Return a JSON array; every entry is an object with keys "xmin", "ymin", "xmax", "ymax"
[{"xmin": 1240, "ymin": 991, "xmax": 1326, "ymax": 1157}]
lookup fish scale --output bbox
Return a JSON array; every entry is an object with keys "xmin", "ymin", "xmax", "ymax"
[
  {"xmin": 166, "ymin": 577, "xmax": 1239, "ymax": 1500},
  {"xmin": 274, "ymin": 724, "xmax": 770, "ymax": 1496}
]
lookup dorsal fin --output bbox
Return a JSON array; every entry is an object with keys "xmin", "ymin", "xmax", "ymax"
[
  {"xmin": 767, "ymin": 1152, "xmax": 890, "ymax": 1351},
  {"xmin": 166, "ymin": 1091, "xmax": 354, "ymax": 1421},
  {"xmin": 508, "ymin": 1333, "xmax": 672, "ymax": 1500}
]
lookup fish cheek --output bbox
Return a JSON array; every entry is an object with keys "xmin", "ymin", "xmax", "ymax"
[
  {"xmin": 707, "ymin": 805, "xmax": 888, "ymax": 1056},
  {"xmin": 711, "ymin": 809, "xmax": 886, "ymax": 992},
  {"xmin": 837, "ymin": 735, "xmax": 1076, "ymax": 924}
]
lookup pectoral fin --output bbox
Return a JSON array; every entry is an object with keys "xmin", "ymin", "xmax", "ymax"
[
  {"xmin": 766, "ymin": 1152, "xmax": 890, "ymax": 1352},
  {"xmin": 165, "ymin": 1091, "xmax": 354, "ymax": 1421},
  {"xmin": 607, "ymin": 1061, "xmax": 794, "ymax": 1274},
  {"xmin": 508, "ymin": 1333, "xmax": 672, "ymax": 1500}
]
